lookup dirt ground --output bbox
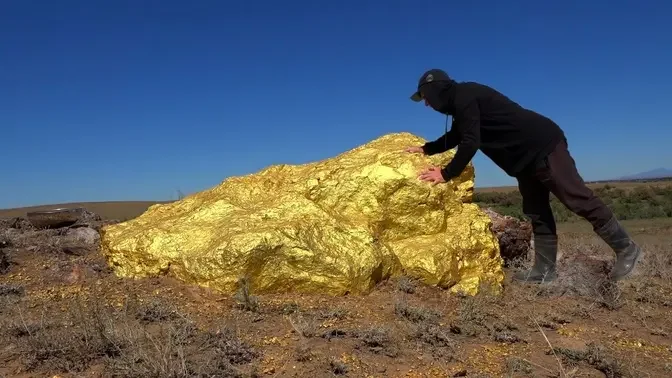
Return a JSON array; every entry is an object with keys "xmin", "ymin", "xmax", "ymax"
[{"xmin": 1, "ymin": 214, "xmax": 671, "ymax": 378}]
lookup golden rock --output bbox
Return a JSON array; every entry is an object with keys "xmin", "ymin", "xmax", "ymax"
[{"xmin": 100, "ymin": 132, "xmax": 504, "ymax": 296}]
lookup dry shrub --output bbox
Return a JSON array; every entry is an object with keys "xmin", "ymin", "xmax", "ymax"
[
  {"xmin": 234, "ymin": 277, "xmax": 259, "ymax": 312},
  {"xmin": 280, "ymin": 302, "xmax": 299, "ymax": 315},
  {"xmin": 550, "ymin": 342, "xmax": 634, "ymax": 378},
  {"xmin": 533, "ymin": 311, "xmax": 571, "ymax": 331},
  {"xmin": 0, "ymin": 247, "xmax": 9, "ymax": 273},
  {"xmin": 594, "ymin": 280, "xmax": 625, "ymax": 310},
  {"xmin": 0, "ymin": 283, "xmax": 24, "ymax": 297},
  {"xmin": 6, "ymin": 300, "xmax": 125, "ymax": 373},
  {"xmin": 629, "ymin": 280, "xmax": 672, "ymax": 307},
  {"xmin": 394, "ymin": 297, "xmax": 440, "ymax": 323},
  {"xmin": 359, "ymin": 326, "xmax": 399, "ymax": 357},
  {"xmin": 108, "ymin": 321, "xmax": 258, "ymax": 377},
  {"xmin": 288, "ymin": 312, "xmax": 318, "ymax": 338},
  {"xmin": 317, "ymin": 307, "xmax": 348, "ymax": 320},
  {"xmin": 505, "ymin": 357, "xmax": 533, "ymax": 376},
  {"xmin": 134, "ymin": 299, "xmax": 180, "ymax": 323},
  {"xmin": 294, "ymin": 343, "xmax": 314, "ymax": 362},
  {"xmin": 329, "ymin": 358, "xmax": 348, "ymax": 375},
  {"xmin": 490, "ymin": 322, "xmax": 524, "ymax": 344},
  {"xmin": 411, "ymin": 323, "xmax": 457, "ymax": 359},
  {"xmin": 3, "ymin": 292, "xmax": 260, "ymax": 377},
  {"xmin": 322, "ymin": 328, "xmax": 347, "ymax": 341},
  {"xmin": 396, "ymin": 276, "xmax": 416, "ymax": 294},
  {"xmin": 393, "ymin": 295, "xmax": 458, "ymax": 357},
  {"xmin": 108, "ymin": 325, "xmax": 239, "ymax": 378},
  {"xmin": 0, "ymin": 233, "xmax": 12, "ymax": 248},
  {"xmin": 636, "ymin": 243, "xmax": 672, "ymax": 280},
  {"xmin": 451, "ymin": 285, "xmax": 500, "ymax": 337}
]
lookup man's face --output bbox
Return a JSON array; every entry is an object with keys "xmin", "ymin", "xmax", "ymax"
[
  {"xmin": 416, "ymin": 90, "xmax": 431, "ymax": 107},
  {"xmin": 420, "ymin": 86, "xmax": 447, "ymax": 113}
]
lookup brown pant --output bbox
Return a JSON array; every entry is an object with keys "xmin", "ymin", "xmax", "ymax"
[{"xmin": 516, "ymin": 138, "xmax": 614, "ymax": 236}]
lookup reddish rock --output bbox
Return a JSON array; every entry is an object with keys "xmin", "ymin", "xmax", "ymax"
[{"xmin": 483, "ymin": 208, "xmax": 533, "ymax": 264}]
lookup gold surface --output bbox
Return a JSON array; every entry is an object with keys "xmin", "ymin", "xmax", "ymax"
[{"xmin": 100, "ymin": 132, "xmax": 504, "ymax": 296}]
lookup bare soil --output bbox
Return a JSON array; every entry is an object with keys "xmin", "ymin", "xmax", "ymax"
[{"xmin": 1, "ymin": 211, "xmax": 671, "ymax": 377}]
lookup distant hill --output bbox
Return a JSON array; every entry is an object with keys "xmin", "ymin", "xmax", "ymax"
[
  {"xmin": 618, "ymin": 168, "xmax": 672, "ymax": 181},
  {"xmin": 0, "ymin": 201, "xmax": 166, "ymax": 221}
]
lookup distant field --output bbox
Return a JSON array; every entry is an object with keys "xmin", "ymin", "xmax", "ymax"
[
  {"xmin": 557, "ymin": 217, "xmax": 672, "ymax": 234},
  {"xmin": 474, "ymin": 178, "xmax": 672, "ymax": 193},
  {"xmin": 2, "ymin": 179, "xmax": 671, "ymax": 222},
  {"xmin": 0, "ymin": 201, "xmax": 168, "ymax": 221}
]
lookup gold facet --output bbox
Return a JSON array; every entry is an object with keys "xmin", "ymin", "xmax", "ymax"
[{"xmin": 100, "ymin": 132, "xmax": 504, "ymax": 296}]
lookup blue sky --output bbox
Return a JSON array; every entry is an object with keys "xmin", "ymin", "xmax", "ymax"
[{"xmin": 2, "ymin": 1, "xmax": 671, "ymax": 209}]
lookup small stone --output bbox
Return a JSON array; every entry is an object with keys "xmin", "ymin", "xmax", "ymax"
[{"xmin": 65, "ymin": 227, "xmax": 100, "ymax": 245}]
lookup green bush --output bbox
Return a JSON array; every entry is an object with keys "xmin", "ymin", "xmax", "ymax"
[{"xmin": 474, "ymin": 184, "xmax": 672, "ymax": 222}]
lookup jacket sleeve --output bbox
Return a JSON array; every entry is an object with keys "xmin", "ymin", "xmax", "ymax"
[
  {"xmin": 440, "ymin": 99, "xmax": 481, "ymax": 181},
  {"xmin": 421, "ymin": 127, "xmax": 460, "ymax": 155}
]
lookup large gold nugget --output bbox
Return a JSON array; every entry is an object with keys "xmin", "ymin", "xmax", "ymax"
[{"xmin": 100, "ymin": 132, "xmax": 504, "ymax": 296}]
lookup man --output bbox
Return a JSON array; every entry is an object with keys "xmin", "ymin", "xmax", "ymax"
[{"xmin": 406, "ymin": 68, "xmax": 641, "ymax": 283}]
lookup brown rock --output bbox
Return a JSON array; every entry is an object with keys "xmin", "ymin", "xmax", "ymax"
[
  {"xmin": 61, "ymin": 227, "xmax": 100, "ymax": 255},
  {"xmin": 71, "ymin": 209, "xmax": 104, "ymax": 229},
  {"xmin": 65, "ymin": 227, "xmax": 100, "ymax": 245},
  {"xmin": 483, "ymin": 208, "xmax": 532, "ymax": 264}
]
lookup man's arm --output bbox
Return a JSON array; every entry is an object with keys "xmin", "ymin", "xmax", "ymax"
[
  {"xmin": 421, "ymin": 126, "xmax": 460, "ymax": 155},
  {"xmin": 440, "ymin": 99, "xmax": 481, "ymax": 181}
]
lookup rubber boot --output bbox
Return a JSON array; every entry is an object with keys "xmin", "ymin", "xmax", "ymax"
[
  {"xmin": 513, "ymin": 234, "xmax": 558, "ymax": 283},
  {"xmin": 595, "ymin": 216, "xmax": 642, "ymax": 281}
]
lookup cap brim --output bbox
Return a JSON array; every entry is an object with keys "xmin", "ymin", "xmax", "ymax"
[{"xmin": 410, "ymin": 91, "xmax": 422, "ymax": 102}]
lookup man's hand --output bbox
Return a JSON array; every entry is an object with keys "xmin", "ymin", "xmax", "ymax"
[
  {"xmin": 418, "ymin": 166, "xmax": 446, "ymax": 184},
  {"xmin": 404, "ymin": 146, "xmax": 424, "ymax": 154}
]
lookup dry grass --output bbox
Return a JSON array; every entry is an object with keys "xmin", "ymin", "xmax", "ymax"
[
  {"xmin": 233, "ymin": 277, "xmax": 260, "ymax": 313},
  {"xmin": 550, "ymin": 342, "xmax": 633, "ymax": 378},
  {"xmin": 1, "ymin": 293, "xmax": 260, "ymax": 377}
]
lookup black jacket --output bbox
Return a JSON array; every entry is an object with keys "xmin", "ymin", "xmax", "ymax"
[{"xmin": 420, "ymin": 77, "xmax": 565, "ymax": 180}]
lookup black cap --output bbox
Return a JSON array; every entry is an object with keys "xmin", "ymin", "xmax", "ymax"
[{"xmin": 410, "ymin": 69, "xmax": 451, "ymax": 102}]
